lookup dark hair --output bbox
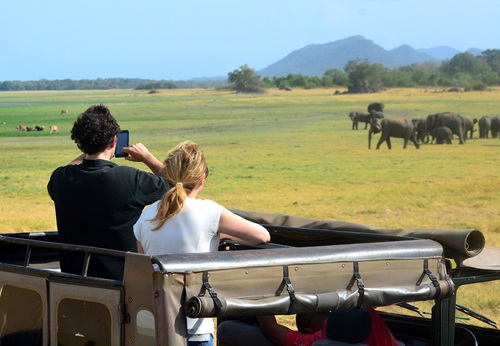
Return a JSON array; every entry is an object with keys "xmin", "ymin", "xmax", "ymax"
[
  {"xmin": 325, "ymin": 309, "xmax": 372, "ymax": 343},
  {"xmin": 71, "ymin": 104, "xmax": 121, "ymax": 155}
]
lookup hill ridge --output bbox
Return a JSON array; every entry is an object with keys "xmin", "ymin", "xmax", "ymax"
[{"xmin": 258, "ymin": 35, "xmax": 480, "ymax": 77}]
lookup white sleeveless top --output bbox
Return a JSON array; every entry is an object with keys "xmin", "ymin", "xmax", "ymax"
[{"xmin": 133, "ymin": 197, "xmax": 223, "ymax": 338}]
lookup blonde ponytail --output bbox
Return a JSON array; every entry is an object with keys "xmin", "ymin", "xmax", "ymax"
[{"xmin": 149, "ymin": 141, "xmax": 207, "ymax": 230}]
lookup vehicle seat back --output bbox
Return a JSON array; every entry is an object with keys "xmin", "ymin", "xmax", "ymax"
[{"xmin": 312, "ymin": 309, "xmax": 372, "ymax": 346}]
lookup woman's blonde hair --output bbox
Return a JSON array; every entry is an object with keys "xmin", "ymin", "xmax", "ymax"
[{"xmin": 150, "ymin": 140, "xmax": 208, "ymax": 230}]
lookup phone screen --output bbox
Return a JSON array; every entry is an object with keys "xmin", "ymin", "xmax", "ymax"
[{"xmin": 115, "ymin": 130, "xmax": 129, "ymax": 157}]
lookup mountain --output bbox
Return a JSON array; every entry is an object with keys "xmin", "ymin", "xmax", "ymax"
[
  {"xmin": 466, "ymin": 48, "xmax": 483, "ymax": 56},
  {"xmin": 417, "ymin": 46, "xmax": 484, "ymax": 60},
  {"xmin": 258, "ymin": 35, "xmax": 477, "ymax": 78},
  {"xmin": 416, "ymin": 46, "xmax": 460, "ymax": 60}
]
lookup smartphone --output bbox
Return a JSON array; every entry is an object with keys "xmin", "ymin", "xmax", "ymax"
[{"xmin": 115, "ymin": 130, "xmax": 129, "ymax": 157}]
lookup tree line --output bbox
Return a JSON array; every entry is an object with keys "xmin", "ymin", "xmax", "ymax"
[
  {"xmin": 1, "ymin": 50, "xmax": 499, "ymax": 93},
  {"xmin": 230, "ymin": 50, "xmax": 500, "ymax": 93},
  {"xmin": 0, "ymin": 77, "xmax": 226, "ymax": 92}
]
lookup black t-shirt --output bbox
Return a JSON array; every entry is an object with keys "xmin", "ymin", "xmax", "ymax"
[{"xmin": 47, "ymin": 159, "xmax": 168, "ymax": 280}]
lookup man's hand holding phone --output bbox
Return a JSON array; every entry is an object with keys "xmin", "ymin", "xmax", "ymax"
[
  {"xmin": 122, "ymin": 142, "xmax": 164, "ymax": 176},
  {"xmin": 115, "ymin": 130, "xmax": 129, "ymax": 157}
]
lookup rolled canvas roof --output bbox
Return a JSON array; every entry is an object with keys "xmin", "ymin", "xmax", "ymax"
[
  {"xmin": 150, "ymin": 239, "xmax": 452, "ymax": 317},
  {"xmin": 232, "ymin": 210, "xmax": 488, "ymax": 268},
  {"xmin": 128, "ymin": 210, "xmax": 498, "ymax": 332}
]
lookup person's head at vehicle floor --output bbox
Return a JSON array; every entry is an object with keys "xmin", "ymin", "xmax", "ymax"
[
  {"xmin": 47, "ymin": 104, "xmax": 168, "ymax": 281},
  {"xmin": 254, "ymin": 308, "xmax": 400, "ymax": 346},
  {"xmin": 133, "ymin": 140, "xmax": 270, "ymax": 346}
]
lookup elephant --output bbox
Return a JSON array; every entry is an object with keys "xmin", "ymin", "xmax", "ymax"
[
  {"xmin": 431, "ymin": 126, "xmax": 453, "ymax": 144},
  {"xmin": 478, "ymin": 115, "xmax": 494, "ymax": 138},
  {"xmin": 491, "ymin": 115, "xmax": 500, "ymax": 138},
  {"xmin": 368, "ymin": 117, "xmax": 420, "ymax": 150},
  {"xmin": 463, "ymin": 116, "xmax": 478, "ymax": 139},
  {"xmin": 369, "ymin": 110, "xmax": 385, "ymax": 122},
  {"xmin": 348, "ymin": 111, "xmax": 370, "ymax": 130},
  {"xmin": 426, "ymin": 112, "xmax": 466, "ymax": 144},
  {"xmin": 367, "ymin": 102, "xmax": 384, "ymax": 113},
  {"xmin": 412, "ymin": 118, "xmax": 429, "ymax": 143}
]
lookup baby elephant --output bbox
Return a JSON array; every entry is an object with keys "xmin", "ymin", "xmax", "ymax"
[
  {"xmin": 368, "ymin": 118, "xmax": 420, "ymax": 150},
  {"xmin": 431, "ymin": 126, "xmax": 453, "ymax": 144}
]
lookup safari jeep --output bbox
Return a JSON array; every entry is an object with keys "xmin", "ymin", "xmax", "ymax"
[{"xmin": 0, "ymin": 210, "xmax": 499, "ymax": 345}]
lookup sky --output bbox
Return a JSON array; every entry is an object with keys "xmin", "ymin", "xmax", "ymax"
[{"xmin": 1, "ymin": 1, "xmax": 499, "ymax": 81}]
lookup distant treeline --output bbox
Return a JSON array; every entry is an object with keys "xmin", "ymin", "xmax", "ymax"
[
  {"xmin": 1, "ymin": 50, "xmax": 499, "ymax": 92},
  {"xmin": 0, "ymin": 78, "xmax": 228, "ymax": 91},
  {"xmin": 264, "ymin": 50, "xmax": 500, "ymax": 93}
]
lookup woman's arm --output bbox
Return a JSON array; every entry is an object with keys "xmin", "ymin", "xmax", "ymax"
[
  {"xmin": 218, "ymin": 208, "xmax": 270, "ymax": 246},
  {"xmin": 136, "ymin": 240, "xmax": 145, "ymax": 254}
]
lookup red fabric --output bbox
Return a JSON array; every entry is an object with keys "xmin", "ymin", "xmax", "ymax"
[
  {"xmin": 363, "ymin": 308, "xmax": 400, "ymax": 346},
  {"xmin": 286, "ymin": 320, "xmax": 327, "ymax": 346},
  {"xmin": 286, "ymin": 308, "xmax": 399, "ymax": 346}
]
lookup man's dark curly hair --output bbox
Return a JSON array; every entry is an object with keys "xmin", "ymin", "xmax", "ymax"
[{"xmin": 71, "ymin": 104, "xmax": 121, "ymax": 155}]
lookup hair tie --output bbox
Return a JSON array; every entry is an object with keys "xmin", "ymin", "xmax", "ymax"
[{"xmin": 176, "ymin": 182, "xmax": 183, "ymax": 187}]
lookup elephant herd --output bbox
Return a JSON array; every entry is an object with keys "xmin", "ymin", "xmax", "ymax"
[
  {"xmin": 478, "ymin": 115, "xmax": 500, "ymax": 138},
  {"xmin": 412, "ymin": 113, "xmax": 500, "ymax": 146},
  {"xmin": 349, "ymin": 105, "xmax": 499, "ymax": 150}
]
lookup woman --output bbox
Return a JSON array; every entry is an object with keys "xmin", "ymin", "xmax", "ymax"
[{"xmin": 133, "ymin": 140, "xmax": 270, "ymax": 346}]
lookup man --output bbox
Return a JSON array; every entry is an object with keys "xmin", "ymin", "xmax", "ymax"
[
  {"xmin": 256, "ymin": 308, "xmax": 400, "ymax": 346},
  {"xmin": 47, "ymin": 104, "xmax": 168, "ymax": 280},
  {"xmin": 217, "ymin": 309, "xmax": 399, "ymax": 346}
]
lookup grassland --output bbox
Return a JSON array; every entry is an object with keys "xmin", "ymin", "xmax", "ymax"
[{"xmin": 0, "ymin": 87, "xmax": 499, "ymax": 328}]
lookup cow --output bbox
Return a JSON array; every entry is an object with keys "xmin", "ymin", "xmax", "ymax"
[
  {"xmin": 50, "ymin": 125, "xmax": 59, "ymax": 135},
  {"xmin": 35, "ymin": 125, "xmax": 45, "ymax": 131},
  {"xmin": 26, "ymin": 127, "xmax": 35, "ymax": 131},
  {"xmin": 61, "ymin": 109, "xmax": 69, "ymax": 115},
  {"xmin": 16, "ymin": 124, "xmax": 27, "ymax": 132}
]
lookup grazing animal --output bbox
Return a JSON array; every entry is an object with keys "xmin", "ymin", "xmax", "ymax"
[
  {"xmin": 426, "ymin": 112, "xmax": 466, "ymax": 144},
  {"xmin": 431, "ymin": 126, "xmax": 453, "ymax": 144},
  {"xmin": 367, "ymin": 102, "xmax": 385, "ymax": 113},
  {"xmin": 61, "ymin": 109, "xmax": 69, "ymax": 115},
  {"xmin": 35, "ymin": 125, "xmax": 45, "ymax": 131},
  {"xmin": 26, "ymin": 127, "xmax": 35, "ymax": 131},
  {"xmin": 348, "ymin": 111, "xmax": 370, "ymax": 130},
  {"xmin": 50, "ymin": 125, "xmax": 59, "ymax": 135},
  {"xmin": 368, "ymin": 117, "xmax": 419, "ymax": 150},
  {"xmin": 348, "ymin": 111, "xmax": 371, "ymax": 130},
  {"xmin": 463, "ymin": 116, "xmax": 477, "ymax": 139},
  {"xmin": 16, "ymin": 124, "xmax": 27, "ymax": 132},
  {"xmin": 412, "ymin": 118, "xmax": 429, "ymax": 143}
]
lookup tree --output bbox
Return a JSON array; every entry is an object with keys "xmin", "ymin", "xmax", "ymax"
[
  {"xmin": 345, "ymin": 59, "xmax": 387, "ymax": 93},
  {"xmin": 482, "ymin": 49, "xmax": 500, "ymax": 73},
  {"xmin": 227, "ymin": 65, "xmax": 264, "ymax": 93},
  {"xmin": 322, "ymin": 69, "xmax": 348, "ymax": 87},
  {"xmin": 440, "ymin": 52, "xmax": 491, "ymax": 77}
]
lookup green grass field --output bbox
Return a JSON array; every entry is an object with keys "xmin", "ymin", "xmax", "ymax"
[{"xmin": 0, "ymin": 87, "xmax": 499, "ymax": 327}]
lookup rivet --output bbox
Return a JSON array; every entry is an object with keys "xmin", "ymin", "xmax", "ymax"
[{"xmin": 128, "ymin": 297, "xmax": 133, "ymax": 303}]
